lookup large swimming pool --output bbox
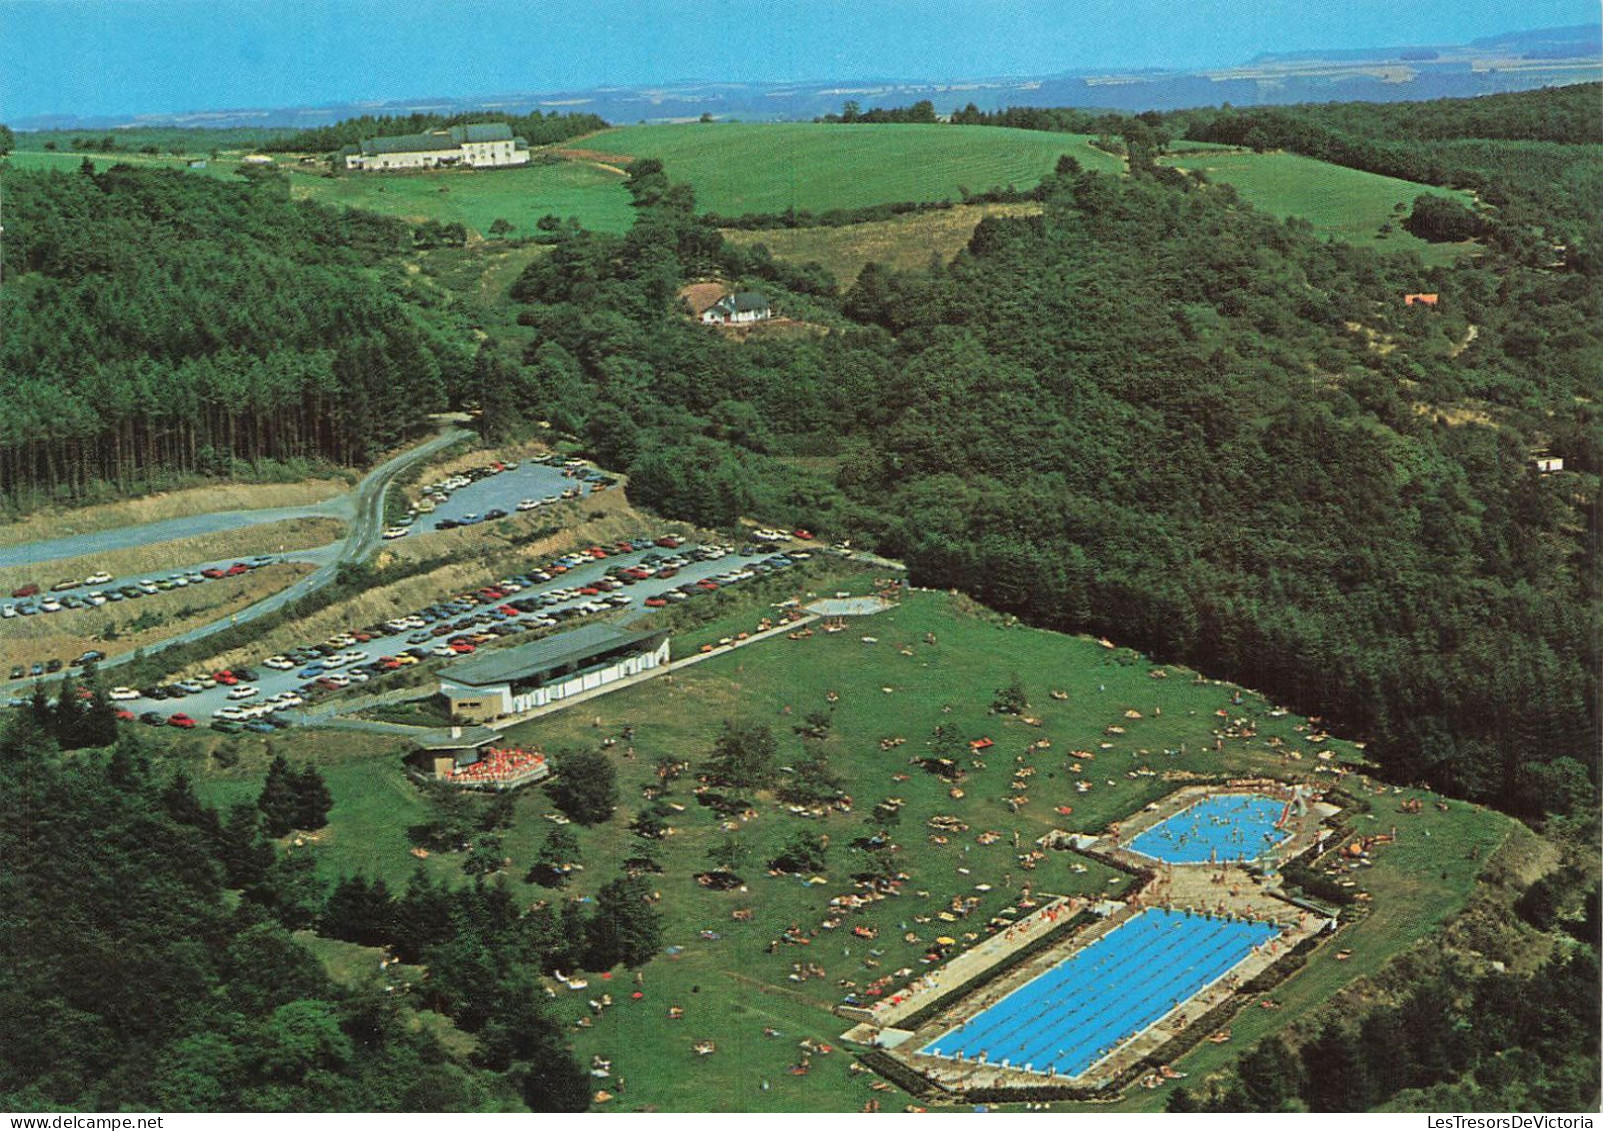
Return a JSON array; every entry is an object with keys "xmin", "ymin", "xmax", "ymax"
[
  {"xmin": 1126, "ymin": 792, "xmax": 1288, "ymax": 865},
  {"xmin": 920, "ymin": 908, "xmax": 1278, "ymax": 1078}
]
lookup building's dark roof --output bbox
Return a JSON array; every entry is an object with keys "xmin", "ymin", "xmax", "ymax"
[
  {"xmin": 709, "ymin": 291, "xmax": 771, "ymax": 316},
  {"xmin": 441, "ymin": 624, "xmax": 664, "ymax": 688},
  {"xmin": 360, "ymin": 132, "xmax": 460, "ymax": 155},
  {"xmin": 450, "ymin": 123, "xmax": 515, "ymax": 143},
  {"xmin": 411, "ymin": 725, "xmax": 504, "ymax": 751}
]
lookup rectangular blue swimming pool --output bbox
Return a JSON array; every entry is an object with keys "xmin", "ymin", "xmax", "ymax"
[
  {"xmin": 920, "ymin": 908, "xmax": 1279, "ymax": 1078},
  {"xmin": 1126, "ymin": 792, "xmax": 1288, "ymax": 865}
]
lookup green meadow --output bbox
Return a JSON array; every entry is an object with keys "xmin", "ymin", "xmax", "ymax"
[
  {"xmin": 189, "ymin": 585, "xmax": 1508, "ymax": 1111},
  {"xmin": 581, "ymin": 122, "xmax": 1123, "ymax": 217},
  {"xmin": 1161, "ymin": 149, "xmax": 1480, "ymax": 264},
  {"xmin": 288, "ymin": 159, "xmax": 638, "ymax": 236}
]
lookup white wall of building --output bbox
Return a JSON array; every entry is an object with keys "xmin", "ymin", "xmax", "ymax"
[
  {"xmin": 346, "ymin": 140, "xmax": 529, "ymax": 172},
  {"xmin": 441, "ymin": 639, "xmax": 671, "ymax": 721}
]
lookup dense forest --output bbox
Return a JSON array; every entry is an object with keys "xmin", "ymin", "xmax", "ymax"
[
  {"xmin": 0, "ymin": 715, "xmax": 597, "ymax": 1111},
  {"xmin": 263, "ymin": 109, "xmax": 608, "ymax": 154},
  {"xmin": 0, "ymin": 164, "xmax": 472, "ymax": 502},
  {"xmin": 490, "ymin": 96, "xmax": 1597, "ymax": 827},
  {"xmin": 1169, "ymin": 945, "xmax": 1600, "ymax": 1111}
]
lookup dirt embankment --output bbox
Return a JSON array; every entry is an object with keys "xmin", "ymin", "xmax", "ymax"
[
  {"xmin": 0, "ymin": 479, "xmax": 350, "ymax": 548},
  {"xmin": 0, "ymin": 517, "xmax": 344, "ymax": 597},
  {"xmin": 2, "ymin": 563, "xmax": 316, "ymax": 674}
]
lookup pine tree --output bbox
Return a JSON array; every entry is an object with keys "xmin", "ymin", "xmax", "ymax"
[
  {"xmin": 53, "ymin": 673, "xmax": 84, "ymax": 747},
  {"xmin": 1239, "ymin": 1034, "xmax": 1304, "ymax": 1111},
  {"xmin": 217, "ymin": 802, "xmax": 274, "ymax": 889},
  {"xmin": 257, "ymin": 755, "xmax": 301, "ymax": 837},
  {"xmin": 586, "ymin": 875, "xmax": 662, "ymax": 969},
  {"xmin": 1301, "ymin": 1023, "xmax": 1373, "ymax": 1112},
  {"xmin": 291, "ymin": 764, "xmax": 333, "ymax": 831}
]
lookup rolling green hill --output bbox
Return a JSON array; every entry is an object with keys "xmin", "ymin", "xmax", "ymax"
[
  {"xmin": 581, "ymin": 122, "xmax": 1123, "ymax": 217},
  {"xmin": 1159, "ymin": 148, "xmax": 1480, "ymax": 263},
  {"xmin": 288, "ymin": 159, "xmax": 638, "ymax": 235}
]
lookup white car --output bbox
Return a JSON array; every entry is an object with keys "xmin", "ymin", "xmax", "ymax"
[
  {"xmin": 430, "ymin": 644, "xmax": 457, "ymax": 657},
  {"xmin": 85, "ymin": 572, "xmax": 113, "ymax": 585},
  {"xmin": 263, "ymin": 656, "xmax": 295, "ymax": 670},
  {"xmin": 40, "ymin": 599, "xmax": 63, "ymax": 613},
  {"xmin": 227, "ymin": 686, "xmax": 260, "ymax": 700},
  {"xmin": 341, "ymin": 651, "xmax": 368, "ymax": 665},
  {"xmin": 138, "ymin": 580, "xmax": 158, "ymax": 594},
  {"xmin": 86, "ymin": 592, "xmax": 107, "ymax": 606},
  {"xmin": 270, "ymin": 692, "xmax": 304, "ymax": 709},
  {"xmin": 382, "ymin": 527, "xmax": 409, "ymax": 540},
  {"xmin": 321, "ymin": 655, "xmax": 349, "ymax": 670},
  {"xmin": 325, "ymin": 674, "xmax": 351, "ymax": 688},
  {"xmin": 108, "ymin": 687, "xmax": 140, "ymax": 701},
  {"xmin": 214, "ymin": 706, "xmax": 246, "ymax": 721},
  {"xmin": 1, "ymin": 605, "xmax": 14, "ymax": 619},
  {"xmin": 516, "ymin": 498, "xmax": 541, "ymax": 511}
]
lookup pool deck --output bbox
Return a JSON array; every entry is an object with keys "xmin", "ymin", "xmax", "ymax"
[{"xmin": 850, "ymin": 781, "xmax": 1342, "ymax": 1098}]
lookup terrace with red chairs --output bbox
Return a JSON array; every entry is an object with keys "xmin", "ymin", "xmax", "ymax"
[{"xmin": 441, "ymin": 745, "xmax": 550, "ymax": 789}]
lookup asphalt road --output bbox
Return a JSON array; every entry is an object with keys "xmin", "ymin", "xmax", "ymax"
[
  {"xmin": 1, "ymin": 425, "xmax": 473, "ymax": 693},
  {"xmin": 0, "ymin": 500, "xmax": 353, "ymax": 572}
]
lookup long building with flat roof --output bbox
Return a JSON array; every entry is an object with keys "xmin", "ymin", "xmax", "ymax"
[
  {"xmin": 438, "ymin": 624, "xmax": 670, "ymax": 722},
  {"xmin": 342, "ymin": 123, "xmax": 530, "ymax": 171}
]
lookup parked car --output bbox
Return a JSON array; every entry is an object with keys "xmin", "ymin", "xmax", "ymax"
[{"xmin": 167, "ymin": 713, "xmax": 197, "ymax": 729}]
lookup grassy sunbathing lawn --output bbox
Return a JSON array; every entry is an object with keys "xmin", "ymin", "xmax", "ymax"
[{"xmin": 191, "ymin": 586, "xmax": 1505, "ymax": 1111}]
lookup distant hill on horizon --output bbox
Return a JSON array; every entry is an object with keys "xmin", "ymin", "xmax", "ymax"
[{"xmin": 14, "ymin": 22, "xmax": 1599, "ymax": 132}]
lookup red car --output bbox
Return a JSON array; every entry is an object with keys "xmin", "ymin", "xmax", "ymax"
[
  {"xmin": 167, "ymin": 713, "xmax": 197, "ymax": 729},
  {"xmin": 587, "ymin": 547, "xmax": 608, "ymax": 559},
  {"xmin": 644, "ymin": 597, "xmax": 667, "ymax": 608},
  {"xmin": 579, "ymin": 586, "xmax": 600, "ymax": 596},
  {"xmin": 657, "ymin": 567, "xmax": 679, "ymax": 579},
  {"xmin": 201, "ymin": 567, "xmax": 227, "ymax": 579},
  {"xmin": 11, "ymin": 584, "xmax": 39, "ymax": 598},
  {"xmin": 450, "ymin": 642, "xmax": 476, "ymax": 654},
  {"xmin": 114, "ymin": 709, "xmax": 136, "ymax": 722},
  {"xmin": 654, "ymin": 536, "xmax": 681, "ymax": 549},
  {"xmin": 214, "ymin": 671, "xmax": 238, "ymax": 685},
  {"xmin": 226, "ymin": 563, "xmax": 250, "ymax": 576},
  {"xmin": 698, "ymin": 580, "xmax": 720, "ymax": 591}
]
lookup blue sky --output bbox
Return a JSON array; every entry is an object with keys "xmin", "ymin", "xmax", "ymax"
[{"xmin": 1, "ymin": 0, "xmax": 1596, "ymax": 120}]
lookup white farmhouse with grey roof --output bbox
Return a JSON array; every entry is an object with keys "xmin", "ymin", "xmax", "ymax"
[
  {"xmin": 343, "ymin": 123, "xmax": 530, "ymax": 171},
  {"xmin": 701, "ymin": 291, "xmax": 773, "ymax": 324}
]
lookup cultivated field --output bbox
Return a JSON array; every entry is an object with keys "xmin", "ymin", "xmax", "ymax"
[
  {"xmin": 581, "ymin": 123, "xmax": 1123, "ymax": 217},
  {"xmin": 1160, "ymin": 149, "xmax": 1480, "ymax": 264},
  {"xmin": 288, "ymin": 160, "xmax": 638, "ymax": 236},
  {"xmin": 722, "ymin": 202, "xmax": 1043, "ymax": 284},
  {"xmin": 185, "ymin": 587, "xmax": 1509, "ymax": 1112}
]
